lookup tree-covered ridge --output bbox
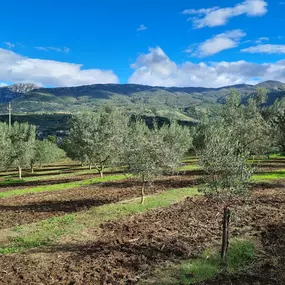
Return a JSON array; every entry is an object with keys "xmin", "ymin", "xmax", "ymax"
[{"xmin": 0, "ymin": 81, "xmax": 285, "ymax": 121}]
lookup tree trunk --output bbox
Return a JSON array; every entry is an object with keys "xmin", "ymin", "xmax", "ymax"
[
  {"xmin": 140, "ymin": 178, "xmax": 146, "ymax": 204},
  {"xmin": 221, "ymin": 206, "xmax": 230, "ymax": 263},
  {"xmin": 18, "ymin": 166, "xmax": 22, "ymax": 179},
  {"xmin": 31, "ymin": 163, "xmax": 34, "ymax": 174},
  {"xmin": 89, "ymin": 164, "xmax": 92, "ymax": 171},
  {"xmin": 99, "ymin": 170, "xmax": 103, "ymax": 178}
]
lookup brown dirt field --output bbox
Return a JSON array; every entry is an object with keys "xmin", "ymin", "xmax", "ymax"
[
  {"xmin": 0, "ymin": 184, "xmax": 285, "ymax": 285},
  {"xmin": 0, "ymin": 175, "xmax": 197, "ymax": 229}
]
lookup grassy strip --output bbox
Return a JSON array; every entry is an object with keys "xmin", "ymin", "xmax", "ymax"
[
  {"xmin": 0, "ymin": 174, "xmax": 126, "ymax": 198},
  {"xmin": 178, "ymin": 164, "xmax": 200, "ymax": 171},
  {"xmin": 252, "ymin": 170, "xmax": 285, "ymax": 181},
  {"xmin": 140, "ymin": 239, "xmax": 255, "ymax": 285},
  {"xmin": 0, "ymin": 187, "xmax": 199, "ymax": 254},
  {"xmin": 0, "ymin": 168, "xmax": 96, "ymax": 183}
]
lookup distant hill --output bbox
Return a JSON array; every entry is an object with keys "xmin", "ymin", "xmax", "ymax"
[{"xmin": 0, "ymin": 80, "xmax": 284, "ymax": 121}]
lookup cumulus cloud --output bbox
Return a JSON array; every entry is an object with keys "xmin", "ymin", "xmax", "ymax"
[
  {"xmin": 35, "ymin": 46, "xmax": 71, "ymax": 54},
  {"xmin": 0, "ymin": 48, "xmax": 119, "ymax": 87},
  {"xmin": 137, "ymin": 24, "xmax": 148, "ymax": 31},
  {"xmin": 0, "ymin": 82, "xmax": 8, "ymax": 87},
  {"xmin": 190, "ymin": 30, "xmax": 246, "ymax": 57},
  {"xmin": 241, "ymin": 44, "xmax": 285, "ymax": 54},
  {"xmin": 128, "ymin": 47, "xmax": 285, "ymax": 87},
  {"xmin": 182, "ymin": 0, "xmax": 268, "ymax": 28}
]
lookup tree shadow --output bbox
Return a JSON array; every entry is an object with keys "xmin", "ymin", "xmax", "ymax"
[
  {"xmin": 0, "ymin": 198, "xmax": 113, "ymax": 213},
  {"xmin": 251, "ymin": 181, "xmax": 285, "ymax": 190},
  {"xmin": 100, "ymin": 176, "xmax": 198, "ymax": 189},
  {"xmin": 0, "ymin": 178, "xmax": 84, "ymax": 189}
]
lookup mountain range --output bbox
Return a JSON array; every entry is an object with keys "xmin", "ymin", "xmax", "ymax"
[{"xmin": 0, "ymin": 80, "xmax": 285, "ymax": 121}]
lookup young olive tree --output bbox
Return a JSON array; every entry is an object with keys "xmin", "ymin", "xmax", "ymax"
[
  {"xmin": 124, "ymin": 120, "xmax": 191, "ymax": 203},
  {"xmin": 30, "ymin": 140, "xmax": 66, "ymax": 172},
  {"xmin": 199, "ymin": 124, "xmax": 253, "ymax": 263},
  {"xmin": 66, "ymin": 106, "xmax": 129, "ymax": 177},
  {"xmin": 198, "ymin": 89, "xmax": 270, "ymax": 263},
  {"xmin": 8, "ymin": 122, "xmax": 36, "ymax": 178}
]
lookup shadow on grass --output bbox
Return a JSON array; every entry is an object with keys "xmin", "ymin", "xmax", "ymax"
[
  {"xmin": 100, "ymin": 176, "xmax": 198, "ymax": 189},
  {"xmin": 0, "ymin": 198, "xmax": 113, "ymax": 213},
  {"xmin": 251, "ymin": 181, "xmax": 285, "ymax": 190},
  {"xmin": 0, "ymin": 178, "xmax": 84, "ymax": 189}
]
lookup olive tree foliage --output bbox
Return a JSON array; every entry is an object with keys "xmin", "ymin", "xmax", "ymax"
[
  {"xmin": 65, "ymin": 106, "xmax": 129, "ymax": 177},
  {"xmin": 30, "ymin": 140, "xmax": 66, "ymax": 172},
  {"xmin": 193, "ymin": 88, "xmax": 271, "ymax": 156},
  {"xmin": 0, "ymin": 122, "xmax": 11, "ymax": 169},
  {"xmin": 267, "ymin": 97, "xmax": 285, "ymax": 153},
  {"xmin": 124, "ymin": 120, "xmax": 192, "ymax": 203},
  {"xmin": 221, "ymin": 88, "xmax": 271, "ymax": 156},
  {"xmin": 199, "ymin": 124, "xmax": 253, "ymax": 201},
  {"xmin": 8, "ymin": 122, "xmax": 36, "ymax": 178}
]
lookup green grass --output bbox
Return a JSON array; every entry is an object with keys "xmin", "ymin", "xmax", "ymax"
[
  {"xmin": 178, "ymin": 164, "xmax": 200, "ymax": 171},
  {"xmin": 252, "ymin": 169, "xmax": 285, "ymax": 181},
  {"xmin": 140, "ymin": 239, "xmax": 255, "ymax": 285},
  {"xmin": 0, "ymin": 187, "xmax": 199, "ymax": 254},
  {"xmin": 270, "ymin": 153, "xmax": 285, "ymax": 159},
  {"xmin": 0, "ymin": 178, "xmax": 25, "ymax": 185},
  {"xmin": 0, "ymin": 174, "xmax": 126, "ymax": 198}
]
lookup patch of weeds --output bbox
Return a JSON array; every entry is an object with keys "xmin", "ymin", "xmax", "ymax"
[
  {"xmin": 0, "ymin": 215, "xmax": 79, "ymax": 254},
  {"xmin": 140, "ymin": 239, "xmax": 255, "ymax": 285}
]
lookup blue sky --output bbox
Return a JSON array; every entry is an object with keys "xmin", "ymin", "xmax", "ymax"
[{"xmin": 0, "ymin": 0, "xmax": 284, "ymax": 87}]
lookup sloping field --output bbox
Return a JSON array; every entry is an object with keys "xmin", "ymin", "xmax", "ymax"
[{"xmin": 0, "ymin": 157, "xmax": 284, "ymax": 284}]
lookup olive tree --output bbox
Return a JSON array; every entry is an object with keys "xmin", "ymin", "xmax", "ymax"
[
  {"xmin": 198, "ymin": 89, "xmax": 271, "ymax": 263},
  {"xmin": 30, "ymin": 139, "xmax": 66, "ymax": 173},
  {"xmin": 66, "ymin": 106, "xmax": 129, "ymax": 177},
  {"xmin": 268, "ymin": 98, "xmax": 285, "ymax": 153},
  {"xmin": 0, "ymin": 122, "xmax": 11, "ymax": 169},
  {"xmin": 222, "ymin": 89, "xmax": 271, "ymax": 156},
  {"xmin": 199, "ymin": 123, "xmax": 253, "ymax": 263},
  {"xmin": 124, "ymin": 120, "xmax": 191, "ymax": 203},
  {"xmin": 8, "ymin": 122, "xmax": 36, "ymax": 178}
]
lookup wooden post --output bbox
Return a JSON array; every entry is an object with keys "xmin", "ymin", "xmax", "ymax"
[{"xmin": 221, "ymin": 206, "xmax": 230, "ymax": 262}]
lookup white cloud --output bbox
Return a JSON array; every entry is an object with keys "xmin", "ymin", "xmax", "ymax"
[
  {"xmin": 128, "ymin": 47, "xmax": 285, "ymax": 87},
  {"xmin": 0, "ymin": 82, "xmax": 8, "ymax": 87},
  {"xmin": 182, "ymin": 0, "xmax": 268, "ymax": 28},
  {"xmin": 0, "ymin": 48, "xmax": 119, "ymax": 87},
  {"xmin": 35, "ymin": 46, "xmax": 71, "ymax": 54},
  {"xmin": 4, "ymin": 42, "xmax": 15, "ymax": 49},
  {"xmin": 255, "ymin": 37, "xmax": 270, "ymax": 44},
  {"xmin": 189, "ymin": 30, "xmax": 246, "ymax": 57},
  {"xmin": 241, "ymin": 44, "xmax": 285, "ymax": 54},
  {"xmin": 137, "ymin": 24, "xmax": 148, "ymax": 31}
]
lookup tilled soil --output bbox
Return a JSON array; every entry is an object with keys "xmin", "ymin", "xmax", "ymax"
[
  {"xmin": 0, "ymin": 185, "xmax": 285, "ymax": 285},
  {"xmin": 0, "ymin": 175, "xmax": 197, "ymax": 229}
]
